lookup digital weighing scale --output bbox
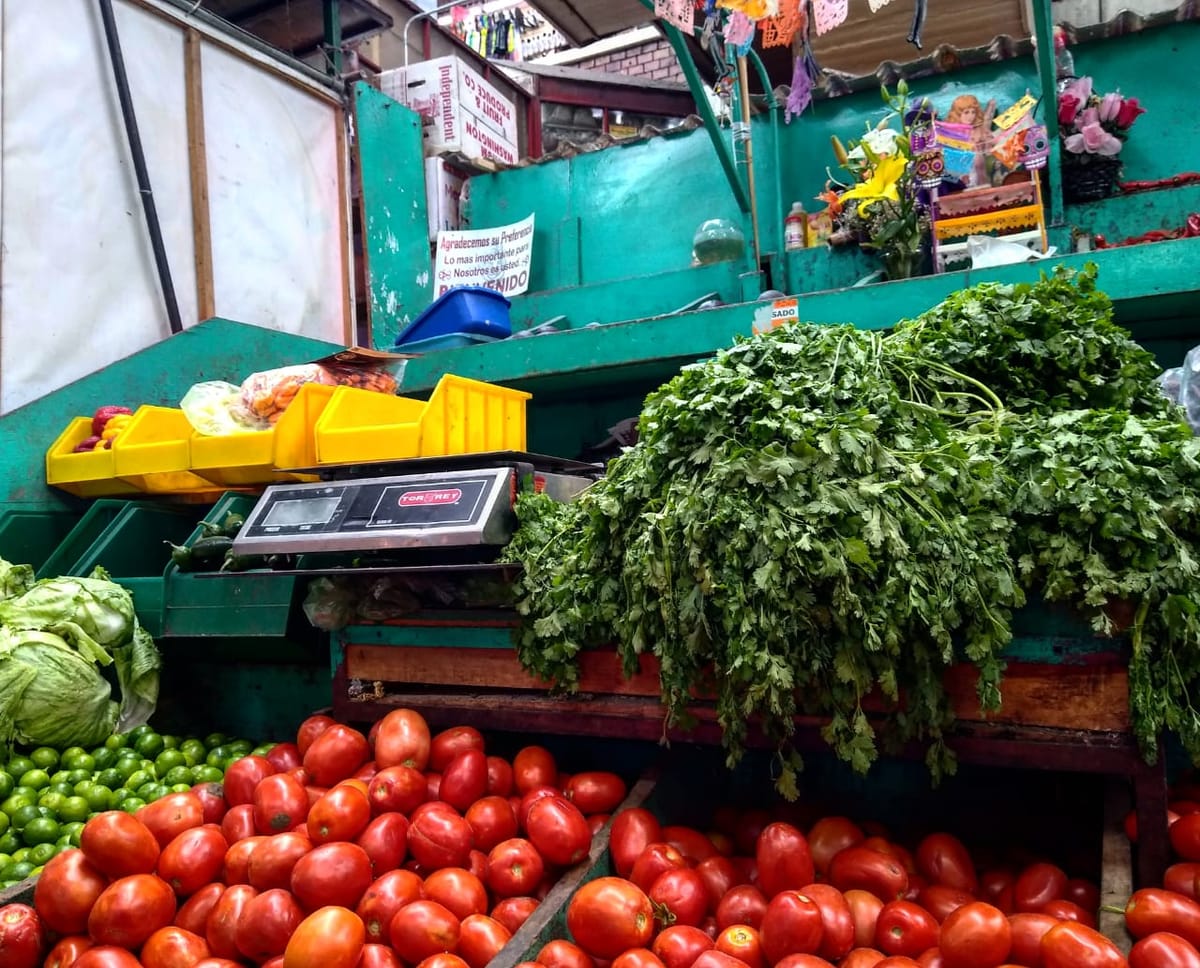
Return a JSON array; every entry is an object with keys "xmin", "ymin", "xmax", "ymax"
[{"xmin": 232, "ymin": 452, "xmax": 597, "ymax": 559}]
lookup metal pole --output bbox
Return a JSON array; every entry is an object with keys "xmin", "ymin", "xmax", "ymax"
[
  {"xmin": 323, "ymin": 0, "xmax": 344, "ymax": 76},
  {"xmin": 736, "ymin": 56, "xmax": 762, "ymax": 268},
  {"xmin": 96, "ymin": 0, "xmax": 183, "ymax": 335},
  {"xmin": 403, "ymin": 0, "xmax": 467, "ymax": 69},
  {"xmin": 1031, "ymin": 0, "xmax": 1064, "ymax": 226}
]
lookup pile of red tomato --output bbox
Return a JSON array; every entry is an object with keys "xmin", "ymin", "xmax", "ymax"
[
  {"xmin": 518, "ymin": 807, "xmax": 1148, "ymax": 968},
  {"xmin": 0, "ymin": 709, "xmax": 626, "ymax": 968}
]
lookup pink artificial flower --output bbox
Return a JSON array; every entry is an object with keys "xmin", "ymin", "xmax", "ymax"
[
  {"xmin": 1080, "ymin": 107, "xmax": 1100, "ymax": 127},
  {"xmin": 1099, "ymin": 93, "xmax": 1122, "ymax": 123},
  {"xmin": 1063, "ymin": 133, "xmax": 1086, "ymax": 154},
  {"xmin": 1080, "ymin": 121, "xmax": 1124, "ymax": 155},
  {"xmin": 1058, "ymin": 95, "xmax": 1081, "ymax": 126},
  {"xmin": 1062, "ymin": 76, "xmax": 1093, "ymax": 104},
  {"xmin": 1116, "ymin": 97, "xmax": 1146, "ymax": 128}
]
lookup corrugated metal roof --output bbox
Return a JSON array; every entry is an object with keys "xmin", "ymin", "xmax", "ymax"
[
  {"xmin": 527, "ymin": 0, "xmax": 654, "ymax": 46},
  {"xmin": 197, "ymin": 0, "xmax": 393, "ymax": 57}
]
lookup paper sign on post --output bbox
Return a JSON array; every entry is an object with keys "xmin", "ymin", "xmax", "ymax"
[{"xmin": 434, "ymin": 215, "xmax": 536, "ymax": 298}]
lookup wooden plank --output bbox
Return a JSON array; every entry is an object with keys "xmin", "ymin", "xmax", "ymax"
[
  {"xmin": 184, "ymin": 29, "xmax": 215, "ymax": 321},
  {"xmin": 1100, "ymin": 779, "xmax": 1134, "ymax": 953},
  {"xmin": 344, "ymin": 644, "xmax": 1130, "ymax": 732}
]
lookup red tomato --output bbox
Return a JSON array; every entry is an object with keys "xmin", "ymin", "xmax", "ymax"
[
  {"xmin": 692, "ymin": 952, "xmax": 756, "ymax": 968},
  {"xmin": 369, "ymin": 765, "xmax": 428, "ymax": 816},
  {"xmin": 225, "ymin": 834, "xmax": 269, "ymax": 884},
  {"xmin": 567, "ymin": 876, "xmax": 655, "ymax": 959},
  {"xmin": 141, "ymin": 926, "xmax": 211, "ymax": 968},
  {"xmin": 442, "ymin": 750, "xmax": 489, "ymax": 812},
  {"xmin": 359, "ymin": 944, "xmax": 405, "ymax": 968},
  {"xmin": 374, "ymin": 709, "xmax": 432, "ymax": 771},
  {"xmin": 225, "ymin": 757, "xmax": 278, "ymax": 807},
  {"xmin": 80, "ymin": 810, "xmax": 161, "ymax": 877},
  {"xmin": 760, "ymin": 890, "xmax": 825, "ymax": 963},
  {"xmin": 514, "ymin": 747, "xmax": 559, "ymax": 795},
  {"xmin": 698, "ymin": 857, "xmax": 744, "ymax": 911},
  {"xmin": 874, "ymin": 959, "xmax": 922, "ymax": 968},
  {"xmin": 175, "ymin": 882, "xmax": 225, "ymax": 935},
  {"xmin": 488, "ymin": 898, "xmax": 533, "ymax": 933},
  {"xmin": 874, "ymin": 901, "xmax": 938, "ymax": 959},
  {"xmin": 0, "ymin": 903, "xmax": 45, "ymax": 968},
  {"xmin": 389, "ymin": 900, "xmax": 462, "ymax": 961},
  {"xmin": 612, "ymin": 809, "xmax": 664, "ymax": 878},
  {"xmin": 1040, "ymin": 922, "xmax": 1126, "ymax": 968},
  {"xmin": 417, "ymin": 954, "xmax": 471, "ymax": 968},
  {"xmin": 716, "ymin": 925, "xmax": 764, "ymax": 968},
  {"xmin": 138, "ymin": 792, "xmax": 206, "ymax": 848},
  {"xmin": 292, "ymin": 842, "xmax": 374, "ymax": 911},
  {"xmin": 917, "ymin": 885, "xmax": 973, "ymax": 923},
  {"xmin": 284, "ymin": 905, "xmax": 366, "ymax": 968},
  {"xmin": 630, "ymin": 843, "xmax": 689, "ymax": 893},
  {"xmin": 903, "ymin": 874, "xmax": 927, "ymax": 903},
  {"xmin": 222, "ymin": 803, "xmax": 258, "ymax": 843},
  {"xmin": 249, "ymin": 830, "xmax": 313, "ymax": 892},
  {"xmin": 774, "ymin": 958, "xmax": 836, "ymax": 968},
  {"xmin": 235, "ymin": 888, "xmax": 305, "ymax": 963},
  {"xmin": 663, "ymin": 826, "xmax": 719, "ymax": 864},
  {"xmin": 485, "ymin": 838, "xmax": 544, "ymax": 898},
  {"xmin": 425, "ymin": 867, "xmax": 489, "ymax": 920},
  {"xmin": 88, "ymin": 874, "xmax": 178, "ymax": 948},
  {"xmin": 915, "ymin": 952, "xmax": 943, "ymax": 968},
  {"xmin": 538, "ymin": 940, "xmax": 596, "ymax": 968},
  {"xmin": 254, "ymin": 773, "xmax": 309, "ymax": 834},
  {"xmin": 73, "ymin": 947, "xmax": 143, "ymax": 968},
  {"xmin": 1174, "ymin": 816, "xmax": 1200, "ymax": 862},
  {"xmin": 207, "ymin": 884, "xmax": 260, "ymax": 960},
  {"xmin": 307, "ymin": 784, "xmax": 374, "ymax": 845},
  {"xmin": 808, "ymin": 818, "xmax": 866, "ymax": 877},
  {"xmin": 192, "ymin": 782, "xmax": 228, "ymax": 825},
  {"xmin": 842, "ymin": 950, "xmax": 886, "ymax": 968},
  {"xmin": 614, "ymin": 950, "xmax": 667, "ymax": 968},
  {"xmin": 1167, "ymin": 864, "xmax": 1200, "ymax": 901},
  {"xmin": 862, "ymin": 840, "xmax": 916, "ymax": 875},
  {"xmin": 829, "ymin": 847, "xmax": 909, "ymax": 901},
  {"xmin": 34, "ymin": 848, "xmax": 108, "ymax": 934},
  {"xmin": 1008, "ymin": 913, "xmax": 1060, "ymax": 968},
  {"xmin": 428, "ymin": 774, "xmax": 444, "ymax": 800},
  {"xmin": 410, "ymin": 802, "xmax": 474, "ymax": 870},
  {"xmin": 717, "ymin": 885, "xmax": 770, "ymax": 931},
  {"xmin": 566, "ymin": 773, "xmax": 628, "ymax": 815},
  {"xmin": 304, "ymin": 725, "xmax": 370, "ymax": 787},
  {"xmin": 526, "ymin": 796, "xmax": 592, "ymax": 867},
  {"xmin": 296, "ymin": 714, "xmax": 337, "ymax": 756},
  {"xmin": 1014, "ymin": 864, "xmax": 1068, "ymax": 913},
  {"xmin": 914, "ymin": 835, "xmax": 978, "ymax": 896},
  {"xmin": 357, "ymin": 869, "xmax": 424, "ymax": 943},
  {"xmin": 266, "ymin": 742, "xmax": 302, "ymax": 773},
  {"xmin": 355, "ymin": 761, "xmax": 380, "ymax": 783},
  {"xmin": 801, "ymin": 883, "xmax": 855, "ymax": 962},
  {"xmin": 487, "ymin": 757, "xmax": 515, "ymax": 797},
  {"xmin": 467, "ymin": 796, "xmax": 519, "ymax": 853},
  {"xmin": 1062, "ymin": 879, "xmax": 1100, "ymax": 915},
  {"xmin": 430, "ymin": 726, "xmax": 486, "ymax": 772},
  {"xmin": 518, "ymin": 787, "xmax": 564, "ymax": 831},
  {"xmin": 44, "ymin": 936, "xmax": 93, "ymax": 968},
  {"xmin": 939, "ymin": 902, "xmax": 1011, "ymax": 968},
  {"xmin": 356, "ymin": 813, "xmax": 409, "ymax": 875},
  {"xmin": 653, "ymin": 925, "xmax": 715, "ymax": 968},
  {"xmin": 458, "ymin": 914, "xmax": 513, "ymax": 968},
  {"xmin": 1130, "ymin": 932, "xmax": 1200, "ymax": 968},
  {"xmin": 981, "ymin": 870, "xmax": 1015, "ymax": 903},
  {"xmin": 1126, "ymin": 889, "xmax": 1200, "ymax": 948},
  {"xmin": 1041, "ymin": 899, "xmax": 1096, "ymax": 928},
  {"xmin": 651, "ymin": 868, "xmax": 711, "ymax": 926},
  {"xmin": 757, "ymin": 824, "xmax": 816, "ymax": 900},
  {"xmin": 158, "ymin": 824, "xmax": 228, "ymax": 896}
]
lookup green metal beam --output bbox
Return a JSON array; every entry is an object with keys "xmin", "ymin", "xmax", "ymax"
[
  {"xmin": 1031, "ymin": 0, "xmax": 1064, "ymax": 226},
  {"xmin": 323, "ymin": 0, "xmax": 343, "ymax": 76}
]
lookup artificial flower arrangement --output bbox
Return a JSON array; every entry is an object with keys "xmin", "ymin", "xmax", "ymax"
[
  {"xmin": 1057, "ymin": 76, "xmax": 1145, "ymax": 200},
  {"xmin": 826, "ymin": 81, "xmax": 933, "ymax": 280}
]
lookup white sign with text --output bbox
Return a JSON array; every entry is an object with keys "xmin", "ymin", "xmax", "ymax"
[{"xmin": 434, "ymin": 215, "xmax": 536, "ymax": 297}]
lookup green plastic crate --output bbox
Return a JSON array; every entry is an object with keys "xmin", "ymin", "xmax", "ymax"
[
  {"xmin": 0, "ymin": 509, "xmax": 79, "ymax": 574},
  {"xmin": 69, "ymin": 502, "xmax": 206, "ymax": 636},
  {"xmin": 162, "ymin": 493, "xmax": 299, "ymax": 638},
  {"xmin": 35, "ymin": 500, "xmax": 132, "ymax": 579}
]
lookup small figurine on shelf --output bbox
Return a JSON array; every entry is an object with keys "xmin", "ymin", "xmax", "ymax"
[{"xmin": 944, "ymin": 94, "xmax": 998, "ymax": 188}]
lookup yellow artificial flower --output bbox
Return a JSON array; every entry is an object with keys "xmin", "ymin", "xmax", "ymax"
[
  {"xmin": 839, "ymin": 154, "xmax": 907, "ymax": 215},
  {"xmin": 716, "ymin": 0, "xmax": 773, "ymax": 19}
]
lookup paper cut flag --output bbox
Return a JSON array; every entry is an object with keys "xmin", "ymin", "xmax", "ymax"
[
  {"xmin": 761, "ymin": 0, "xmax": 804, "ymax": 47},
  {"xmin": 655, "ymin": 0, "xmax": 695, "ymax": 31},
  {"xmin": 867, "ymin": 0, "xmax": 896, "ymax": 11},
  {"xmin": 725, "ymin": 11, "xmax": 757, "ymax": 51},
  {"xmin": 813, "ymin": 0, "xmax": 848, "ymax": 35}
]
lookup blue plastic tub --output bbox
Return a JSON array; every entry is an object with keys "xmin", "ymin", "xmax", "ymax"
[{"xmin": 394, "ymin": 287, "xmax": 512, "ymax": 348}]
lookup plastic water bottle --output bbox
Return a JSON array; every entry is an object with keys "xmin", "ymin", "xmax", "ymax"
[{"xmin": 785, "ymin": 202, "xmax": 810, "ymax": 251}]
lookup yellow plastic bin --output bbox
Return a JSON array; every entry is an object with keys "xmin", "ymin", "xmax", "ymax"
[
  {"xmin": 112, "ymin": 406, "xmax": 223, "ymax": 496},
  {"xmin": 314, "ymin": 375, "xmax": 530, "ymax": 466},
  {"xmin": 46, "ymin": 418, "xmax": 142, "ymax": 498},
  {"xmin": 190, "ymin": 383, "xmax": 335, "ymax": 485}
]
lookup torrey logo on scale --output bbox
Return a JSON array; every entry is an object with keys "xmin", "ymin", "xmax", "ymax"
[{"xmin": 399, "ymin": 488, "xmax": 463, "ymax": 507}]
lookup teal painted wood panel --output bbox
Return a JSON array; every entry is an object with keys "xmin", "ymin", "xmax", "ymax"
[
  {"xmin": 0, "ymin": 319, "xmax": 339, "ymax": 513},
  {"xmin": 353, "ymin": 82, "xmax": 435, "ymax": 347}
]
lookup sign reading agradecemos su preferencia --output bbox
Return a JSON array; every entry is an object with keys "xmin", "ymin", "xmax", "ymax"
[{"xmin": 433, "ymin": 215, "xmax": 535, "ymax": 298}]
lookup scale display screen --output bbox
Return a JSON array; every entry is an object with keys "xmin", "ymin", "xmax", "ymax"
[{"xmin": 261, "ymin": 496, "xmax": 343, "ymax": 529}]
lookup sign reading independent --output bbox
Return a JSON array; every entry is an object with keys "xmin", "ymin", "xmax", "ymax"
[{"xmin": 434, "ymin": 214, "xmax": 535, "ymax": 297}]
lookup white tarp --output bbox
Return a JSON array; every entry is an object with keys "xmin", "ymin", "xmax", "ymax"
[{"xmin": 0, "ymin": 0, "xmax": 351, "ymax": 412}]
